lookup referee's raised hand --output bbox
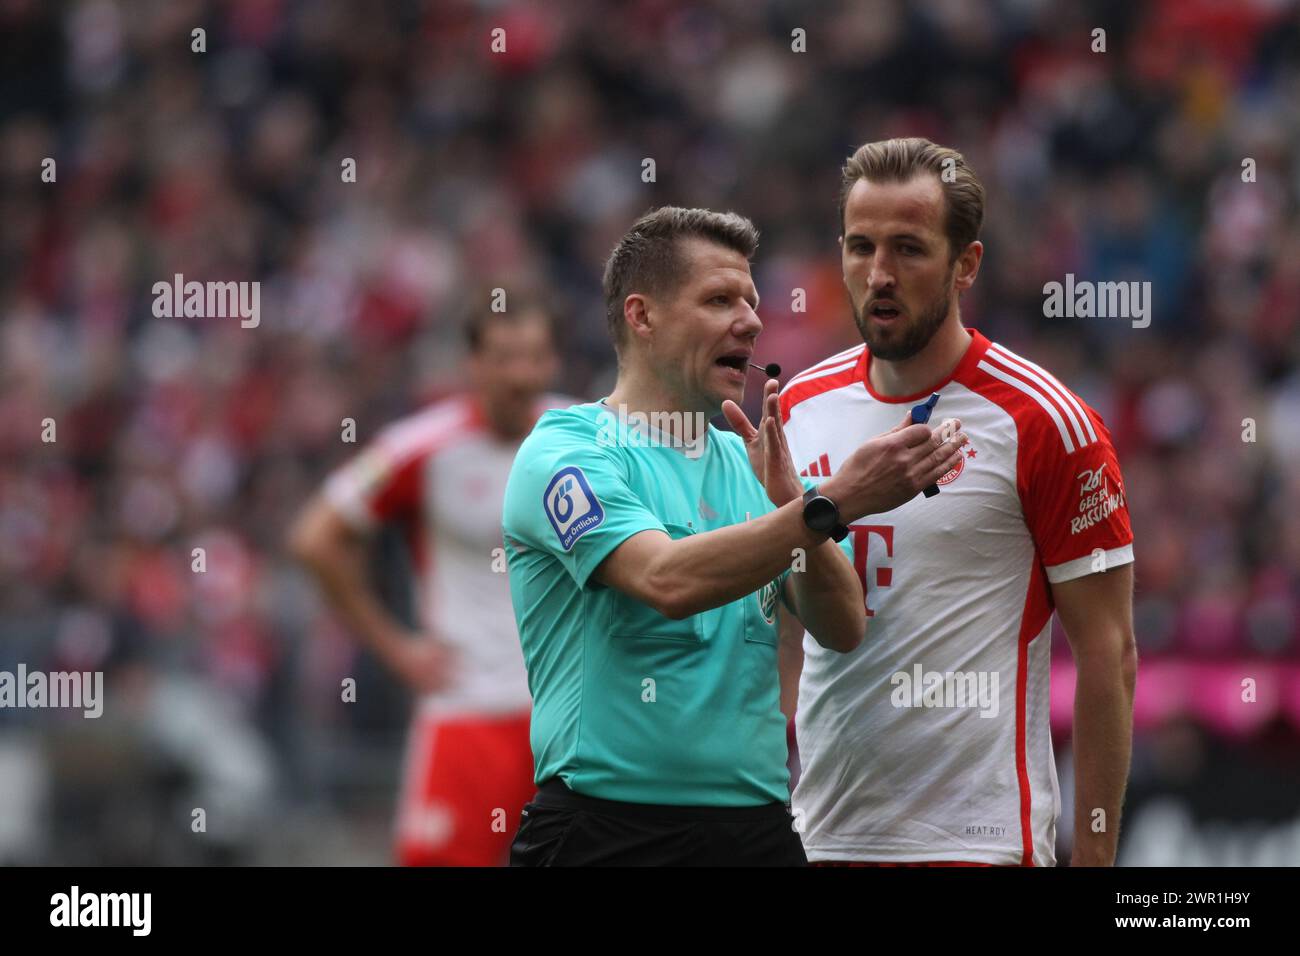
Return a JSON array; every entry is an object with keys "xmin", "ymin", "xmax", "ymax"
[
  {"xmin": 722, "ymin": 377, "xmax": 804, "ymax": 507},
  {"xmin": 822, "ymin": 413, "xmax": 969, "ymax": 521}
]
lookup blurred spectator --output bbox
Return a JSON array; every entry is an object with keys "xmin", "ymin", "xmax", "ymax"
[{"xmin": 1, "ymin": 0, "xmax": 1297, "ymax": 863}]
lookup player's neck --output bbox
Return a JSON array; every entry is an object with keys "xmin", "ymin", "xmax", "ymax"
[
  {"xmin": 606, "ymin": 370, "xmax": 713, "ymax": 442},
  {"xmin": 867, "ymin": 315, "xmax": 972, "ymax": 398}
]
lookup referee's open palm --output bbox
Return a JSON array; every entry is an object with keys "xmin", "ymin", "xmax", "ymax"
[{"xmin": 722, "ymin": 378, "xmax": 805, "ymax": 507}]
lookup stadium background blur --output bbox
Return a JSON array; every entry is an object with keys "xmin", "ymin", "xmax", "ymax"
[{"xmin": 2, "ymin": 0, "xmax": 1299, "ymax": 865}]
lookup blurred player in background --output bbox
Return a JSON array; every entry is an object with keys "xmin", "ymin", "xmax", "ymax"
[
  {"xmin": 289, "ymin": 302, "xmax": 565, "ymax": 865},
  {"xmin": 780, "ymin": 138, "xmax": 1138, "ymax": 866}
]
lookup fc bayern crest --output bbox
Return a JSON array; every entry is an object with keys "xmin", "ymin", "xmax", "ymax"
[{"xmin": 937, "ymin": 444, "xmax": 975, "ymax": 485}]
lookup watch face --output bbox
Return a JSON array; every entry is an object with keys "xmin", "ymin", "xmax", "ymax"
[{"xmin": 804, "ymin": 495, "xmax": 837, "ymax": 531}]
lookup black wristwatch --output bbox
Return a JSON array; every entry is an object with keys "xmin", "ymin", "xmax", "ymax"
[{"xmin": 802, "ymin": 485, "xmax": 849, "ymax": 542}]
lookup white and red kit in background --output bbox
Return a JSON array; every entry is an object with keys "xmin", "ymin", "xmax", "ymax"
[{"xmin": 325, "ymin": 392, "xmax": 569, "ymax": 865}]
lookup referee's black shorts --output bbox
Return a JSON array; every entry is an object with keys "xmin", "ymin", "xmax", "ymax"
[{"xmin": 509, "ymin": 778, "xmax": 808, "ymax": 866}]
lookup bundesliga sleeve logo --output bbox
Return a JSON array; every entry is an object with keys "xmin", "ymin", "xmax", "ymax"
[{"xmin": 543, "ymin": 466, "xmax": 605, "ymax": 551}]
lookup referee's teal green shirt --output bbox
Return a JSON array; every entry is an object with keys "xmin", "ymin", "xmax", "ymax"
[{"xmin": 502, "ymin": 400, "xmax": 795, "ymax": 806}]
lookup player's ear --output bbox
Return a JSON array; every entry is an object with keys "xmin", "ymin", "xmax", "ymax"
[{"xmin": 953, "ymin": 240, "xmax": 983, "ymax": 292}]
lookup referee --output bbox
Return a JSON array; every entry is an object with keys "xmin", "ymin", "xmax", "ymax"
[{"xmin": 502, "ymin": 207, "xmax": 967, "ymax": 865}]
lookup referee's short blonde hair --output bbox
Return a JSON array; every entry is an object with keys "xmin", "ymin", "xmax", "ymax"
[{"xmin": 602, "ymin": 206, "xmax": 759, "ymax": 356}]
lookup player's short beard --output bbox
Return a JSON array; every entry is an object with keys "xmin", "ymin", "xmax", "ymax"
[{"xmin": 852, "ymin": 266, "xmax": 955, "ymax": 361}]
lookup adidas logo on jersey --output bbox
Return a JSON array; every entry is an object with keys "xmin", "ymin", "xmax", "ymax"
[{"xmin": 799, "ymin": 453, "xmax": 831, "ymax": 478}]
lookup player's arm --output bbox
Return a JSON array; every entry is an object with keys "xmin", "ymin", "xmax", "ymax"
[
  {"xmin": 288, "ymin": 491, "xmax": 451, "ymax": 693},
  {"xmin": 1023, "ymin": 408, "xmax": 1138, "ymax": 867},
  {"xmin": 1052, "ymin": 563, "xmax": 1137, "ymax": 866},
  {"xmin": 777, "ymin": 608, "xmax": 805, "ymax": 720}
]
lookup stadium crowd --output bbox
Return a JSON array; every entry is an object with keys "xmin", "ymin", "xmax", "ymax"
[{"xmin": 1, "ymin": 0, "xmax": 1298, "ymax": 863}]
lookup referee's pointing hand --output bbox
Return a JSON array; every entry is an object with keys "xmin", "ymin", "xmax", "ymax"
[{"xmin": 722, "ymin": 378, "xmax": 805, "ymax": 507}]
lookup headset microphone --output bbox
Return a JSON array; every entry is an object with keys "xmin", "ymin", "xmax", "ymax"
[{"xmin": 748, "ymin": 362, "xmax": 782, "ymax": 378}]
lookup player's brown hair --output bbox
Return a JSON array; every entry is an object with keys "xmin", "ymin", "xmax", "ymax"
[
  {"xmin": 601, "ymin": 206, "xmax": 759, "ymax": 356},
  {"xmin": 464, "ymin": 290, "xmax": 559, "ymax": 353},
  {"xmin": 838, "ymin": 137, "xmax": 985, "ymax": 260}
]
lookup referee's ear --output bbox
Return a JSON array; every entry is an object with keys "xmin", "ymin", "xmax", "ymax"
[{"xmin": 622, "ymin": 292, "xmax": 654, "ymax": 345}]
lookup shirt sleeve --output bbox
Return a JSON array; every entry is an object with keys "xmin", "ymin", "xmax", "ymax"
[
  {"xmin": 323, "ymin": 431, "xmax": 426, "ymax": 531},
  {"xmin": 503, "ymin": 412, "xmax": 668, "ymax": 590},
  {"xmin": 1021, "ymin": 405, "xmax": 1134, "ymax": 584}
]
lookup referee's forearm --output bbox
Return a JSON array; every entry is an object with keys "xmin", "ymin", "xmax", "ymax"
[
  {"xmin": 649, "ymin": 498, "xmax": 832, "ymax": 619},
  {"xmin": 787, "ymin": 541, "xmax": 864, "ymax": 652}
]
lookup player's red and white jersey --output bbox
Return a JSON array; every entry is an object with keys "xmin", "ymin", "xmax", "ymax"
[
  {"xmin": 325, "ymin": 393, "xmax": 572, "ymax": 717},
  {"xmin": 779, "ymin": 329, "xmax": 1133, "ymax": 865}
]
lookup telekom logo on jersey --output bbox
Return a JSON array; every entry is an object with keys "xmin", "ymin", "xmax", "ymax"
[
  {"xmin": 845, "ymin": 524, "xmax": 1001, "ymax": 718},
  {"xmin": 847, "ymin": 525, "xmax": 894, "ymax": 617}
]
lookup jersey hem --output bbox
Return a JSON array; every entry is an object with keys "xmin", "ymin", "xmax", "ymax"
[
  {"xmin": 557, "ymin": 775, "xmax": 788, "ymax": 808},
  {"xmin": 416, "ymin": 698, "xmax": 532, "ymax": 719},
  {"xmin": 803, "ymin": 845, "xmax": 1045, "ymax": 866}
]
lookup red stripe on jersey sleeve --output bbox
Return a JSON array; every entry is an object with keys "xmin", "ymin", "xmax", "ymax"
[
  {"xmin": 328, "ymin": 396, "xmax": 475, "ymax": 540},
  {"xmin": 1021, "ymin": 410, "xmax": 1132, "ymax": 570},
  {"xmin": 371, "ymin": 454, "xmax": 425, "ymax": 525},
  {"xmin": 959, "ymin": 348, "xmax": 1133, "ymax": 573}
]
